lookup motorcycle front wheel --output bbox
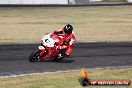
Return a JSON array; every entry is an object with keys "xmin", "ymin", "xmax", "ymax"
[{"xmin": 29, "ymin": 49, "xmax": 41, "ymax": 62}]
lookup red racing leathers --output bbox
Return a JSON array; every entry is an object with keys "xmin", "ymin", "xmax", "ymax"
[{"xmin": 41, "ymin": 29, "xmax": 76, "ymax": 60}]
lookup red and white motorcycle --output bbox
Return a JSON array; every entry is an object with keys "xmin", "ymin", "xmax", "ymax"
[{"xmin": 29, "ymin": 33, "xmax": 68, "ymax": 62}]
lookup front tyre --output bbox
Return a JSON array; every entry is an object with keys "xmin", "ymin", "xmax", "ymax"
[{"xmin": 29, "ymin": 49, "xmax": 41, "ymax": 62}]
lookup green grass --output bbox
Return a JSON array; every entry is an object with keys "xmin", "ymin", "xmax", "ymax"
[
  {"xmin": 0, "ymin": 6, "xmax": 132, "ymax": 43},
  {"xmin": 0, "ymin": 67, "xmax": 131, "ymax": 88}
]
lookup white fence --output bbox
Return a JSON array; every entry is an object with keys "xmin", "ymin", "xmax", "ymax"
[
  {"xmin": 0, "ymin": 0, "xmax": 69, "ymax": 4},
  {"xmin": 127, "ymin": 0, "xmax": 132, "ymax": 2}
]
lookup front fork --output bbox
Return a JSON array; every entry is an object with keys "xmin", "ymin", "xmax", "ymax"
[{"xmin": 38, "ymin": 45, "xmax": 48, "ymax": 60}]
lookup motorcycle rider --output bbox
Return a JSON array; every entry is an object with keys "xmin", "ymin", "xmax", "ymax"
[{"xmin": 41, "ymin": 24, "xmax": 76, "ymax": 60}]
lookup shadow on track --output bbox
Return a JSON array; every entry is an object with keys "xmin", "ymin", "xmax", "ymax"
[{"xmin": 39, "ymin": 59, "xmax": 75, "ymax": 63}]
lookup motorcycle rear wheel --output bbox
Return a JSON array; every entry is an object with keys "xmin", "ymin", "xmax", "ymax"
[
  {"xmin": 52, "ymin": 56, "xmax": 64, "ymax": 62},
  {"xmin": 29, "ymin": 49, "xmax": 41, "ymax": 62}
]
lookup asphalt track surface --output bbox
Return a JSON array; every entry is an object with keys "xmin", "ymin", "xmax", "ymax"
[{"xmin": 0, "ymin": 42, "xmax": 132, "ymax": 76}]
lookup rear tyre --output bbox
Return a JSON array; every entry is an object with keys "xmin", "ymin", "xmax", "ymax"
[
  {"xmin": 29, "ymin": 49, "xmax": 41, "ymax": 62},
  {"xmin": 52, "ymin": 56, "xmax": 64, "ymax": 62}
]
